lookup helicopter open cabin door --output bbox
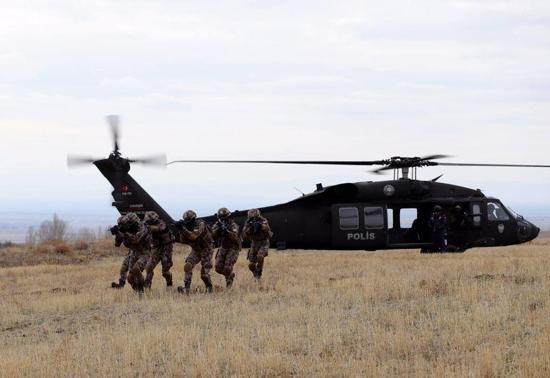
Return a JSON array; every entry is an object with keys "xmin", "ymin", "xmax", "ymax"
[{"xmin": 331, "ymin": 204, "xmax": 388, "ymax": 250}]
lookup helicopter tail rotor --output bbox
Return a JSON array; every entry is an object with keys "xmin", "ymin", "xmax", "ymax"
[
  {"xmin": 106, "ymin": 114, "xmax": 121, "ymax": 156},
  {"xmin": 67, "ymin": 115, "xmax": 167, "ymax": 169},
  {"xmin": 67, "ymin": 156, "xmax": 102, "ymax": 167}
]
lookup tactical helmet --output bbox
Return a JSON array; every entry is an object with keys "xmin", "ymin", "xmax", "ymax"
[
  {"xmin": 183, "ymin": 210, "xmax": 197, "ymax": 221},
  {"xmin": 144, "ymin": 211, "xmax": 160, "ymax": 223},
  {"xmin": 117, "ymin": 215, "xmax": 126, "ymax": 225},
  {"xmin": 217, "ymin": 207, "xmax": 231, "ymax": 219},
  {"xmin": 125, "ymin": 212, "xmax": 140, "ymax": 224},
  {"xmin": 247, "ymin": 208, "xmax": 261, "ymax": 218},
  {"xmin": 433, "ymin": 205, "xmax": 442, "ymax": 212}
]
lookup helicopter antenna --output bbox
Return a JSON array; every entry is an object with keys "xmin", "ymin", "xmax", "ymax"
[{"xmin": 293, "ymin": 187, "xmax": 305, "ymax": 197}]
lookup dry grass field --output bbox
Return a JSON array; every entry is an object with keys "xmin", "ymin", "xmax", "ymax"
[{"xmin": 1, "ymin": 240, "xmax": 549, "ymax": 377}]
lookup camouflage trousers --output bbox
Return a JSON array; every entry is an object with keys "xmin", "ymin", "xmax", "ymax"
[
  {"xmin": 247, "ymin": 239, "xmax": 269, "ymax": 278},
  {"xmin": 184, "ymin": 247, "xmax": 213, "ymax": 289},
  {"xmin": 215, "ymin": 247, "xmax": 240, "ymax": 286},
  {"xmin": 144, "ymin": 243, "xmax": 174, "ymax": 287},
  {"xmin": 118, "ymin": 251, "xmax": 131, "ymax": 284},
  {"xmin": 127, "ymin": 251, "xmax": 150, "ymax": 292}
]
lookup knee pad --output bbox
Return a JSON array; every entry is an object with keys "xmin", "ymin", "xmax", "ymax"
[{"xmin": 184, "ymin": 262, "xmax": 193, "ymax": 273}]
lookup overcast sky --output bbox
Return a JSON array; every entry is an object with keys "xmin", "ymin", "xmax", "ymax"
[{"xmin": 1, "ymin": 0, "xmax": 549, "ymax": 221}]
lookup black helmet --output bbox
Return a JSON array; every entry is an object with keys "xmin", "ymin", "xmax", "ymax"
[{"xmin": 433, "ymin": 205, "xmax": 442, "ymax": 212}]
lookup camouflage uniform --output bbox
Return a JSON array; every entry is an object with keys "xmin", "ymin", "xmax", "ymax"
[
  {"xmin": 242, "ymin": 209, "xmax": 273, "ymax": 280},
  {"xmin": 111, "ymin": 216, "xmax": 130, "ymax": 289},
  {"xmin": 121, "ymin": 213, "xmax": 152, "ymax": 292},
  {"xmin": 143, "ymin": 212, "xmax": 174, "ymax": 288},
  {"xmin": 176, "ymin": 210, "xmax": 215, "ymax": 293},
  {"xmin": 212, "ymin": 208, "xmax": 241, "ymax": 288}
]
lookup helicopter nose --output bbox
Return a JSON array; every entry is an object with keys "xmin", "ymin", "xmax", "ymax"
[{"xmin": 532, "ymin": 224, "xmax": 540, "ymax": 240}]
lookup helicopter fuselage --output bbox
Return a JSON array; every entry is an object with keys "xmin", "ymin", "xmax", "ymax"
[
  {"xmin": 209, "ymin": 179, "xmax": 540, "ymax": 252},
  {"xmin": 95, "ymin": 157, "xmax": 540, "ymax": 252}
]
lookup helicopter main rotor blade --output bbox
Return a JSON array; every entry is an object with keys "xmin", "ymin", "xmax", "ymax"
[
  {"xmin": 419, "ymin": 154, "xmax": 452, "ymax": 161},
  {"xmin": 437, "ymin": 162, "xmax": 550, "ymax": 168},
  {"xmin": 167, "ymin": 159, "xmax": 388, "ymax": 166},
  {"xmin": 106, "ymin": 115, "xmax": 120, "ymax": 153},
  {"xmin": 129, "ymin": 154, "xmax": 168, "ymax": 166}
]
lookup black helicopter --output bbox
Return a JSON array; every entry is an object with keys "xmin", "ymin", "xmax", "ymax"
[{"xmin": 68, "ymin": 116, "xmax": 546, "ymax": 253}]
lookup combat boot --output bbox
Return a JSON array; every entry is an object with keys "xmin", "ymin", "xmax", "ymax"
[
  {"xmin": 165, "ymin": 274, "xmax": 173, "ymax": 287},
  {"xmin": 201, "ymin": 275, "xmax": 213, "ymax": 293},
  {"xmin": 111, "ymin": 278, "xmax": 126, "ymax": 289},
  {"xmin": 226, "ymin": 272, "xmax": 235, "ymax": 288},
  {"xmin": 177, "ymin": 281, "xmax": 191, "ymax": 294},
  {"xmin": 252, "ymin": 268, "xmax": 261, "ymax": 282},
  {"xmin": 133, "ymin": 281, "xmax": 145, "ymax": 293}
]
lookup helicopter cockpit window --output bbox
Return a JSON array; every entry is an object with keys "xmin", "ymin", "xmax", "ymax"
[
  {"xmin": 364, "ymin": 207, "xmax": 384, "ymax": 229},
  {"xmin": 487, "ymin": 201, "xmax": 510, "ymax": 222},
  {"xmin": 339, "ymin": 207, "xmax": 359, "ymax": 230}
]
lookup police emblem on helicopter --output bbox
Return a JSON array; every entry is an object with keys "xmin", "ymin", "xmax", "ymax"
[{"xmin": 383, "ymin": 185, "xmax": 395, "ymax": 196}]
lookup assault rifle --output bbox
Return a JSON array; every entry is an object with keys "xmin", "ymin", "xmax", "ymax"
[
  {"xmin": 109, "ymin": 222, "xmax": 139, "ymax": 235},
  {"xmin": 217, "ymin": 219, "xmax": 229, "ymax": 235},
  {"xmin": 247, "ymin": 218, "xmax": 263, "ymax": 234},
  {"xmin": 173, "ymin": 219, "xmax": 195, "ymax": 231}
]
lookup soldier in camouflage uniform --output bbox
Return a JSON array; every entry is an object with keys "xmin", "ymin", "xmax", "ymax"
[
  {"xmin": 175, "ymin": 210, "xmax": 215, "ymax": 293},
  {"xmin": 111, "ymin": 215, "xmax": 131, "ymax": 289},
  {"xmin": 212, "ymin": 208, "xmax": 241, "ymax": 288},
  {"xmin": 143, "ymin": 211, "xmax": 174, "ymax": 288},
  {"xmin": 121, "ymin": 212, "xmax": 152, "ymax": 292},
  {"xmin": 242, "ymin": 209, "xmax": 273, "ymax": 281}
]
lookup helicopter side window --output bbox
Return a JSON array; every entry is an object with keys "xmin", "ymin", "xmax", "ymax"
[
  {"xmin": 339, "ymin": 207, "xmax": 359, "ymax": 230},
  {"xmin": 364, "ymin": 207, "xmax": 384, "ymax": 229},
  {"xmin": 487, "ymin": 201, "xmax": 510, "ymax": 222},
  {"xmin": 387, "ymin": 208, "xmax": 394, "ymax": 229},
  {"xmin": 400, "ymin": 208, "xmax": 418, "ymax": 229},
  {"xmin": 472, "ymin": 204, "xmax": 482, "ymax": 226}
]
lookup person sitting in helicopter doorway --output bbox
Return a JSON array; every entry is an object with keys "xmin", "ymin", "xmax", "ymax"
[
  {"xmin": 175, "ymin": 210, "xmax": 215, "ymax": 294},
  {"xmin": 242, "ymin": 209, "xmax": 273, "ymax": 281},
  {"xmin": 450, "ymin": 204, "xmax": 469, "ymax": 229},
  {"xmin": 212, "ymin": 207, "xmax": 241, "ymax": 288},
  {"xmin": 428, "ymin": 205, "xmax": 448, "ymax": 252},
  {"xmin": 143, "ymin": 211, "xmax": 175, "ymax": 289}
]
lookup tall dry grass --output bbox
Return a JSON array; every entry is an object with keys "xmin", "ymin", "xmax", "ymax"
[{"xmin": 0, "ymin": 242, "xmax": 549, "ymax": 377}]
